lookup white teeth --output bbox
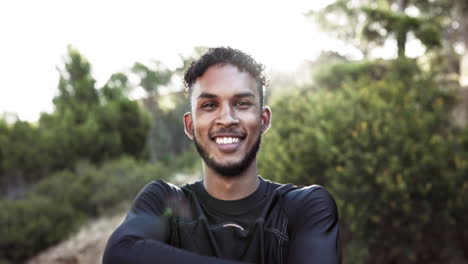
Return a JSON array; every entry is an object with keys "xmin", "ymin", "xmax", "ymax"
[{"xmin": 215, "ymin": 137, "xmax": 241, "ymax": 144}]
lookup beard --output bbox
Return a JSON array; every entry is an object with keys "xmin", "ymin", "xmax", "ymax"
[{"xmin": 193, "ymin": 133, "xmax": 261, "ymax": 178}]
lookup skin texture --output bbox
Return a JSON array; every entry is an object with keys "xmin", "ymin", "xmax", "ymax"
[{"xmin": 183, "ymin": 64, "xmax": 271, "ymax": 201}]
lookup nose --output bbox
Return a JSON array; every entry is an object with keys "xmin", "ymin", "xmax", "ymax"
[{"xmin": 216, "ymin": 104, "xmax": 239, "ymax": 126}]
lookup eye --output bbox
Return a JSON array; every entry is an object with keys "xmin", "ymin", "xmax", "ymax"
[
  {"xmin": 236, "ymin": 101, "xmax": 251, "ymax": 108},
  {"xmin": 201, "ymin": 102, "xmax": 216, "ymax": 110}
]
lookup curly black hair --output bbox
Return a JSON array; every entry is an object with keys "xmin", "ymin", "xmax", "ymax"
[{"xmin": 183, "ymin": 47, "xmax": 268, "ymax": 107}]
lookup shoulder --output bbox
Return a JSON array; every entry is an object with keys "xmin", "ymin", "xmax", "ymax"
[
  {"xmin": 281, "ymin": 184, "xmax": 339, "ymax": 229},
  {"xmin": 263, "ymin": 179, "xmax": 337, "ymax": 215},
  {"xmin": 137, "ymin": 180, "xmax": 185, "ymax": 197},
  {"xmin": 269, "ymin": 179, "xmax": 333, "ymax": 206},
  {"xmin": 130, "ymin": 180, "xmax": 186, "ymax": 215},
  {"xmin": 283, "ymin": 184, "xmax": 334, "ymax": 206}
]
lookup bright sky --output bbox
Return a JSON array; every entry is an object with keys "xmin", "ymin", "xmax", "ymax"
[{"xmin": 0, "ymin": 0, "xmax": 341, "ymax": 122}]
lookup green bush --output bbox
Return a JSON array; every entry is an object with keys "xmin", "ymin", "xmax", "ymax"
[
  {"xmin": 314, "ymin": 58, "xmax": 422, "ymax": 91},
  {"xmin": 0, "ymin": 197, "xmax": 83, "ymax": 263},
  {"xmin": 87, "ymin": 157, "xmax": 172, "ymax": 214},
  {"xmin": 29, "ymin": 156, "xmax": 173, "ymax": 216},
  {"xmin": 259, "ymin": 61, "xmax": 467, "ymax": 263},
  {"xmin": 0, "ymin": 153, "xmax": 200, "ymax": 263}
]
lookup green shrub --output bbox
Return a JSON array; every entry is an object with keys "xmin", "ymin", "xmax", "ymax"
[
  {"xmin": 259, "ymin": 61, "xmax": 467, "ymax": 263},
  {"xmin": 0, "ymin": 154, "xmax": 194, "ymax": 263},
  {"xmin": 0, "ymin": 197, "xmax": 83, "ymax": 263},
  {"xmin": 29, "ymin": 156, "xmax": 174, "ymax": 216},
  {"xmin": 314, "ymin": 59, "xmax": 422, "ymax": 91},
  {"xmin": 88, "ymin": 157, "xmax": 172, "ymax": 214}
]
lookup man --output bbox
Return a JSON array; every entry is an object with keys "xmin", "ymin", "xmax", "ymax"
[{"xmin": 103, "ymin": 47, "xmax": 341, "ymax": 264}]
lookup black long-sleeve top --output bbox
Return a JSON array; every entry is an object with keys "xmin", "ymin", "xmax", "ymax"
[{"xmin": 103, "ymin": 177, "xmax": 341, "ymax": 264}]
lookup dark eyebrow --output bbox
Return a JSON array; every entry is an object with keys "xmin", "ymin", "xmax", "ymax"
[
  {"xmin": 197, "ymin": 92, "xmax": 255, "ymax": 100},
  {"xmin": 234, "ymin": 92, "xmax": 255, "ymax": 99},
  {"xmin": 197, "ymin": 92, "xmax": 218, "ymax": 100}
]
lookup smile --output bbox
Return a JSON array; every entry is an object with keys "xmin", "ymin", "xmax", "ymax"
[{"xmin": 215, "ymin": 137, "xmax": 241, "ymax": 145}]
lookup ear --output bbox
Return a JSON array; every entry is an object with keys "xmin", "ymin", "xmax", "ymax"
[
  {"xmin": 183, "ymin": 112, "xmax": 194, "ymax": 140},
  {"xmin": 260, "ymin": 106, "xmax": 272, "ymax": 134}
]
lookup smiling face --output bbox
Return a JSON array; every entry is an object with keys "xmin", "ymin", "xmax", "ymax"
[{"xmin": 184, "ymin": 63, "xmax": 271, "ymax": 177}]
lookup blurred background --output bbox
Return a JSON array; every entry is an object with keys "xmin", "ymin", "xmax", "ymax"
[{"xmin": 1, "ymin": 0, "xmax": 467, "ymax": 263}]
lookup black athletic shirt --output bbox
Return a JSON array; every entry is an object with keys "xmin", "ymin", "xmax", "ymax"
[{"xmin": 103, "ymin": 177, "xmax": 341, "ymax": 264}]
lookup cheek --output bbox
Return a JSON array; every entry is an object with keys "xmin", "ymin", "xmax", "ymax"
[
  {"xmin": 243, "ymin": 114, "xmax": 262, "ymax": 131},
  {"xmin": 192, "ymin": 117, "xmax": 211, "ymax": 137}
]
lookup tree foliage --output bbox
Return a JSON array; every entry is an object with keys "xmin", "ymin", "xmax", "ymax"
[
  {"xmin": 0, "ymin": 197, "xmax": 81, "ymax": 263},
  {"xmin": 0, "ymin": 152, "xmax": 200, "ymax": 263},
  {"xmin": 259, "ymin": 60, "xmax": 468, "ymax": 263},
  {"xmin": 309, "ymin": 0, "xmax": 445, "ymax": 58},
  {"xmin": 0, "ymin": 45, "xmax": 199, "ymax": 197},
  {"xmin": 132, "ymin": 61, "xmax": 173, "ymax": 163},
  {"xmin": 0, "ymin": 46, "xmax": 206, "ymax": 263},
  {"xmin": 0, "ymin": 47, "xmax": 150, "ymax": 197},
  {"xmin": 131, "ymin": 59, "xmax": 195, "ymax": 163}
]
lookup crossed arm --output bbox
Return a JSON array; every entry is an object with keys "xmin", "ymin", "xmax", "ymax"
[
  {"xmin": 103, "ymin": 181, "xmax": 244, "ymax": 264},
  {"xmin": 102, "ymin": 181, "xmax": 341, "ymax": 264},
  {"xmin": 102, "ymin": 213, "xmax": 244, "ymax": 264}
]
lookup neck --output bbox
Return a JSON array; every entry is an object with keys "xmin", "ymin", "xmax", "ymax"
[{"xmin": 202, "ymin": 160, "xmax": 260, "ymax": 201}]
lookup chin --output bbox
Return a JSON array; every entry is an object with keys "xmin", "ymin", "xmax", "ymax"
[{"xmin": 194, "ymin": 134, "xmax": 262, "ymax": 178}]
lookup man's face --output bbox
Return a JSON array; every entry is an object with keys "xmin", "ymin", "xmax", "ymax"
[{"xmin": 184, "ymin": 64, "xmax": 271, "ymax": 177}]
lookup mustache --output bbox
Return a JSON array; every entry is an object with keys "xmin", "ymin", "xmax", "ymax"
[{"xmin": 209, "ymin": 128, "xmax": 246, "ymax": 138}]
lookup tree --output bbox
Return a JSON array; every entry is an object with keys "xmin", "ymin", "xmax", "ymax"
[
  {"xmin": 310, "ymin": 0, "xmax": 468, "ymax": 126},
  {"xmin": 307, "ymin": 0, "xmax": 376, "ymax": 58},
  {"xmin": 414, "ymin": 0, "xmax": 468, "ymax": 126},
  {"xmin": 309, "ymin": 0, "xmax": 442, "ymax": 58},
  {"xmin": 100, "ymin": 72, "xmax": 150, "ymax": 159},
  {"xmin": 0, "ymin": 47, "xmax": 154, "ymax": 199},
  {"xmin": 132, "ymin": 61, "xmax": 172, "ymax": 163},
  {"xmin": 53, "ymin": 45, "xmax": 99, "ymax": 121},
  {"xmin": 361, "ymin": 4, "xmax": 441, "ymax": 58},
  {"xmin": 259, "ymin": 60, "xmax": 467, "ymax": 263},
  {"xmin": 38, "ymin": 47, "xmax": 150, "ymax": 171},
  {"xmin": 0, "ymin": 120, "xmax": 45, "ymax": 199},
  {"xmin": 101, "ymin": 72, "xmax": 130, "ymax": 102}
]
